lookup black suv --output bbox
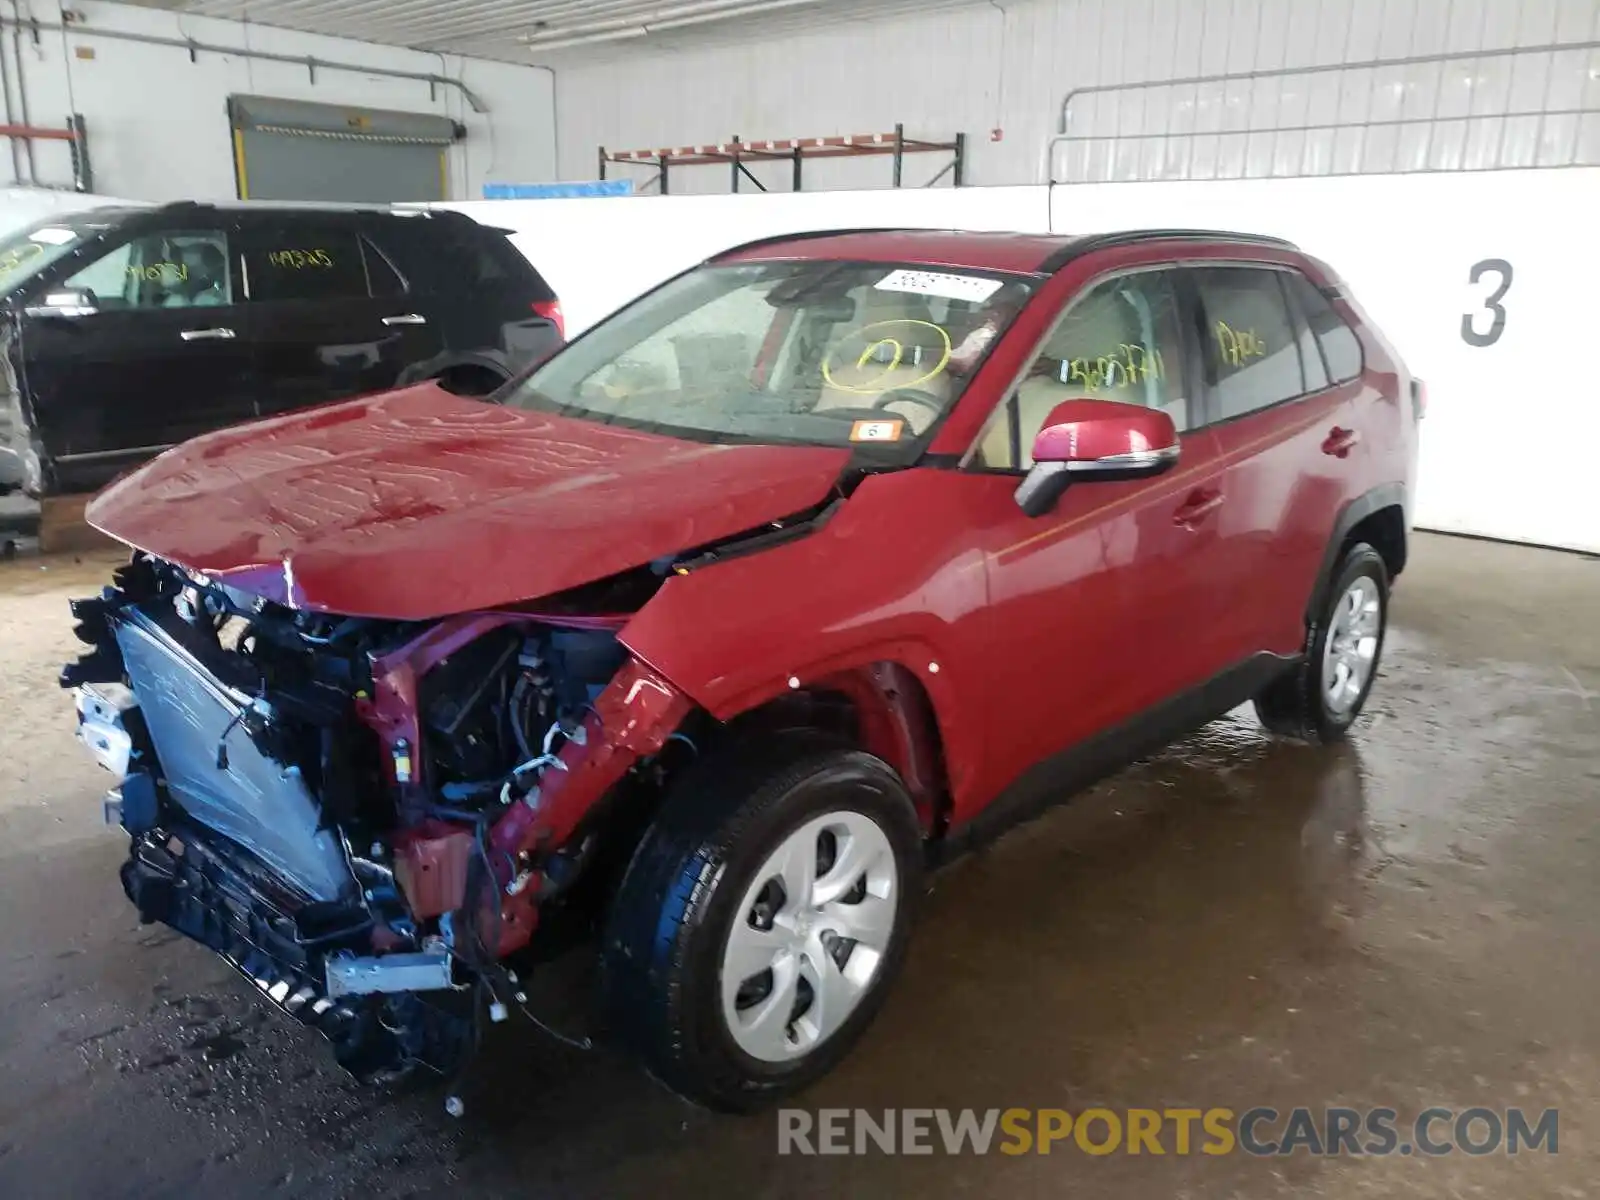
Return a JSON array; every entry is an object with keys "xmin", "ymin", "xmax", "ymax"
[{"xmin": 0, "ymin": 201, "xmax": 562, "ymax": 498}]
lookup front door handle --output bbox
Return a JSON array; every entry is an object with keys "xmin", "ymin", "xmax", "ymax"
[
  {"xmin": 180, "ymin": 327, "xmax": 236, "ymax": 341},
  {"xmin": 381, "ymin": 313, "xmax": 427, "ymax": 327},
  {"xmin": 1172, "ymin": 487, "xmax": 1224, "ymax": 528},
  {"xmin": 1322, "ymin": 426, "xmax": 1361, "ymax": 457}
]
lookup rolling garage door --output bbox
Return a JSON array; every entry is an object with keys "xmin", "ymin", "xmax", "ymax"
[{"xmin": 228, "ymin": 95, "xmax": 462, "ymax": 203}]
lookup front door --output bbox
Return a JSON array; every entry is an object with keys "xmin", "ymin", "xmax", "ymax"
[
  {"xmin": 18, "ymin": 214, "xmax": 253, "ymax": 492},
  {"xmin": 235, "ymin": 216, "xmax": 442, "ymax": 417},
  {"xmin": 961, "ymin": 266, "xmax": 1231, "ymax": 816}
]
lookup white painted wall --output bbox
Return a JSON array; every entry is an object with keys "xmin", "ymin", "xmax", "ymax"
[
  {"xmin": 548, "ymin": 0, "xmax": 1600, "ymax": 191},
  {"xmin": 0, "ymin": 1, "xmax": 554, "ymax": 201},
  {"xmin": 448, "ymin": 167, "xmax": 1600, "ymax": 553}
]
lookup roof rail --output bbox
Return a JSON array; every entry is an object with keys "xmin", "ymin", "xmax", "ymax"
[
  {"xmin": 1040, "ymin": 228, "xmax": 1298, "ymax": 272},
  {"xmin": 706, "ymin": 227, "xmax": 914, "ymax": 261}
]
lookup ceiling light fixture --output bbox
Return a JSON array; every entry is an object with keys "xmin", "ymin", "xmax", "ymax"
[{"xmin": 523, "ymin": 0, "xmax": 826, "ymax": 52}]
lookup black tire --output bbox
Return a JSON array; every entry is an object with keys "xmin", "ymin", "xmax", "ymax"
[
  {"xmin": 1254, "ymin": 542, "xmax": 1389, "ymax": 743},
  {"xmin": 599, "ymin": 738, "xmax": 923, "ymax": 1111}
]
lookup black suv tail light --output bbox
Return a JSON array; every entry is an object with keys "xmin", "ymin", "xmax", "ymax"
[{"xmin": 532, "ymin": 300, "xmax": 564, "ymax": 339}]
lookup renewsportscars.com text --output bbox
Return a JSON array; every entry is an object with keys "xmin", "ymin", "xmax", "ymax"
[{"xmin": 777, "ymin": 1106, "xmax": 1559, "ymax": 1157}]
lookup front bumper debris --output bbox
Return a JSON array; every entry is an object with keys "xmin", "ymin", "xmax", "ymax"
[{"xmin": 76, "ymin": 681, "xmax": 136, "ymax": 778}]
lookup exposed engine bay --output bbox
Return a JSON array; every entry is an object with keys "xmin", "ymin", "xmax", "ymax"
[{"xmin": 63, "ymin": 553, "xmax": 694, "ymax": 1086}]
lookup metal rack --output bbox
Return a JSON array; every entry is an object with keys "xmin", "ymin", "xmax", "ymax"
[
  {"xmin": 598, "ymin": 124, "xmax": 965, "ymax": 193},
  {"xmin": 1, "ymin": 115, "xmax": 93, "ymax": 192}
]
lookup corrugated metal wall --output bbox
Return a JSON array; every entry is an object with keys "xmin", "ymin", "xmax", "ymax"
[{"xmin": 552, "ymin": 0, "xmax": 1600, "ymax": 191}]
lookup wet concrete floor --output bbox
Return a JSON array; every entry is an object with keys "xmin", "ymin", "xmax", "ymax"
[{"xmin": 0, "ymin": 532, "xmax": 1595, "ymax": 1198}]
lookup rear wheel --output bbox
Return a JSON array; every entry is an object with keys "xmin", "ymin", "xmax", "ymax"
[
  {"xmin": 599, "ymin": 739, "xmax": 922, "ymax": 1110},
  {"xmin": 1254, "ymin": 542, "xmax": 1388, "ymax": 743}
]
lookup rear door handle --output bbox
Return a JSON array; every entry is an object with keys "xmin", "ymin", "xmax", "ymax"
[
  {"xmin": 382, "ymin": 313, "xmax": 427, "ymax": 326},
  {"xmin": 180, "ymin": 327, "xmax": 235, "ymax": 341},
  {"xmin": 1322, "ymin": 426, "xmax": 1361, "ymax": 457},
  {"xmin": 1172, "ymin": 487, "xmax": 1224, "ymax": 528}
]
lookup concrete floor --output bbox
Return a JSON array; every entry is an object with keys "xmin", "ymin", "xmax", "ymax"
[{"xmin": 0, "ymin": 532, "xmax": 1595, "ymax": 1198}]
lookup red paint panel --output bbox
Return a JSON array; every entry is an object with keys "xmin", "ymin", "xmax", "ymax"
[{"xmin": 86, "ymin": 383, "xmax": 850, "ymax": 620}]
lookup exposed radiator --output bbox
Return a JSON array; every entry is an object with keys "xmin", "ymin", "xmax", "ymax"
[{"xmin": 113, "ymin": 612, "xmax": 355, "ymax": 902}]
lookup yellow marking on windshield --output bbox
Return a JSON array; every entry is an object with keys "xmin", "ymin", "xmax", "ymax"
[
  {"xmin": 823, "ymin": 319, "xmax": 952, "ymax": 395},
  {"xmin": 858, "ymin": 338, "xmax": 903, "ymax": 370}
]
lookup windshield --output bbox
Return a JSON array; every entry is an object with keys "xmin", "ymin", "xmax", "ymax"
[
  {"xmin": 0, "ymin": 212, "xmax": 120, "ymax": 297},
  {"xmin": 506, "ymin": 260, "xmax": 1035, "ymax": 454}
]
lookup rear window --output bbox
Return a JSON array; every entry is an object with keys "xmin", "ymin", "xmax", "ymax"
[
  {"xmin": 1191, "ymin": 266, "xmax": 1306, "ymax": 420},
  {"xmin": 241, "ymin": 226, "xmax": 369, "ymax": 303}
]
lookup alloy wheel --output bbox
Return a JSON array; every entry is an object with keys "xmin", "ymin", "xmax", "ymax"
[{"xmin": 719, "ymin": 810, "xmax": 899, "ymax": 1063}]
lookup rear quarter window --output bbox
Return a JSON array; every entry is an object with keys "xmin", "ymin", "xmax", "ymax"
[
  {"xmin": 1285, "ymin": 271, "xmax": 1363, "ymax": 384},
  {"xmin": 375, "ymin": 217, "xmax": 553, "ymax": 300}
]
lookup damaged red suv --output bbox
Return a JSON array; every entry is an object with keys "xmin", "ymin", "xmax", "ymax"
[{"xmin": 63, "ymin": 227, "xmax": 1418, "ymax": 1110}]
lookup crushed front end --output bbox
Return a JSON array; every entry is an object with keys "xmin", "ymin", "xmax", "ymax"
[{"xmin": 63, "ymin": 553, "xmax": 691, "ymax": 1085}]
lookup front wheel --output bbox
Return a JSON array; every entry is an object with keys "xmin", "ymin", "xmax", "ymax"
[
  {"xmin": 1255, "ymin": 542, "xmax": 1389, "ymax": 743},
  {"xmin": 599, "ymin": 741, "xmax": 923, "ymax": 1110}
]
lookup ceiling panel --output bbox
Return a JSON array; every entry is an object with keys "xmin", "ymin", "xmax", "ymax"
[{"xmin": 114, "ymin": 0, "xmax": 988, "ymax": 65}]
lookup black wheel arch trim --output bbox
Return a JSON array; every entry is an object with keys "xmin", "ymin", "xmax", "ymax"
[
  {"xmin": 1304, "ymin": 482, "xmax": 1407, "ymax": 626},
  {"xmin": 395, "ymin": 348, "xmax": 515, "ymax": 390}
]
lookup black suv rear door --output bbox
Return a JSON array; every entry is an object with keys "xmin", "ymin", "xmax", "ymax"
[
  {"xmin": 16, "ymin": 208, "xmax": 254, "ymax": 493},
  {"xmin": 369, "ymin": 211, "xmax": 561, "ymax": 374},
  {"xmin": 235, "ymin": 210, "xmax": 444, "ymax": 418}
]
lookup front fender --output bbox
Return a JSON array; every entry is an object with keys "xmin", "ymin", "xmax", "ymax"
[{"xmin": 617, "ymin": 469, "xmax": 994, "ymax": 805}]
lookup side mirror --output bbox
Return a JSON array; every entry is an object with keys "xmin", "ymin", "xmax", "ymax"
[
  {"xmin": 1014, "ymin": 398, "xmax": 1179, "ymax": 517},
  {"xmin": 25, "ymin": 288, "xmax": 98, "ymax": 319}
]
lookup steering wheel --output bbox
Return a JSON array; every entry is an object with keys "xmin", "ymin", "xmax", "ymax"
[{"xmin": 873, "ymin": 388, "xmax": 945, "ymax": 418}]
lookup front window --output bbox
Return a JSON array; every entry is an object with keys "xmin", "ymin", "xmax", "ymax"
[
  {"xmin": 0, "ymin": 212, "xmax": 126, "ymax": 297},
  {"xmin": 505, "ymin": 260, "xmax": 1035, "ymax": 454},
  {"xmin": 60, "ymin": 229, "xmax": 233, "ymax": 310},
  {"xmin": 972, "ymin": 269, "xmax": 1188, "ymax": 470}
]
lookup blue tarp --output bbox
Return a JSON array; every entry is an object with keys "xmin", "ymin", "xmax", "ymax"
[{"xmin": 481, "ymin": 180, "xmax": 634, "ymax": 199}]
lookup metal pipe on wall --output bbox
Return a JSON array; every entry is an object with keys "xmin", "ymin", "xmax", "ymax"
[
  {"xmin": 0, "ymin": 15, "xmax": 19, "ymax": 183},
  {"xmin": 11, "ymin": 7, "xmax": 37, "ymax": 184},
  {"xmin": 0, "ymin": 14, "xmax": 490, "ymax": 113}
]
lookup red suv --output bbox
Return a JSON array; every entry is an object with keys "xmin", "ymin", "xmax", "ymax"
[{"xmin": 63, "ymin": 227, "xmax": 1417, "ymax": 1112}]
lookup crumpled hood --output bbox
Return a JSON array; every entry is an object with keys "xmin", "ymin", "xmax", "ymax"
[{"xmin": 87, "ymin": 384, "xmax": 851, "ymax": 620}]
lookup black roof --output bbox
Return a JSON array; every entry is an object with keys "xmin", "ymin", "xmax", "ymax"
[
  {"xmin": 1038, "ymin": 228, "xmax": 1298, "ymax": 271},
  {"xmin": 711, "ymin": 225, "xmax": 1299, "ymax": 275}
]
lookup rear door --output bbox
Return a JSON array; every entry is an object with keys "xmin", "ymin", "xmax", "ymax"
[
  {"xmin": 17, "ymin": 211, "xmax": 253, "ymax": 490},
  {"xmin": 236, "ymin": 213, "xmax": 442, "ymax": 418},
  {"xmin": 1184, "ymin": 261, "xmax": 1368, "ymax": 661}
]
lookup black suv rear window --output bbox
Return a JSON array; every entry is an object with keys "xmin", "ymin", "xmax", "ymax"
[
  {"xmin": 377, "ymin": 215, "xmax": 553, "ymax": 300},
  {"xmin": 242, "ymin": 226, "xmax": 369, "ymax": 303}
]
